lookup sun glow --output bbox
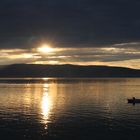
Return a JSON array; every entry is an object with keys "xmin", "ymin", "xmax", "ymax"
[{"xmin": 37, "ymin": 44, "xmax": 54, "ymax": 53}]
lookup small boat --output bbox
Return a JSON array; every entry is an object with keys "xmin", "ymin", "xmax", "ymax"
[{"xmin": 127, "ymin": 98, "xmax": 140, "ymax": 104}]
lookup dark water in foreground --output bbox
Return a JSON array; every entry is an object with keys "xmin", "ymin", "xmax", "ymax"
[{"xmin": 0, "ymin": 78, "xmax": 140, "ymax": 140}]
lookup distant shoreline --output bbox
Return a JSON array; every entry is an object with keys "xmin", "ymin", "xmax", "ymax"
[
  {"xmin": 0, "ymin": 64, "xmax": 140, "ymax": 78},
  {"xmin": 0, "ymin": 77, "xmax": 140, "ymax": 79}
]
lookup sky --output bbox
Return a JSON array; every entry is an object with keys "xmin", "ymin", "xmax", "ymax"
[{"xmin": 0, "ymin": 0, "xmax": 140, "ymax": 69}]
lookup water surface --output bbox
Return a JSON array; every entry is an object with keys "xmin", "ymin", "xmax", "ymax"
[{"xmin": 0, "ymin": 78, "xmax": 140, "ymax": 140}]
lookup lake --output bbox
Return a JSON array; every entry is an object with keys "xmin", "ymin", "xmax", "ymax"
[{"xmin": 0, "ymin": 78, "xmax": 140, "ymax": 140}]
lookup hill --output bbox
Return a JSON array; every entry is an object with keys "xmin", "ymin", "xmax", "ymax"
[{"xmin": 0, "ymin": 64, "xmax": 140, "ymax": 78}]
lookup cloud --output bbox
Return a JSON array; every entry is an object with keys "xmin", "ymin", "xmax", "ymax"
[
  {"xmin": 0, "ymin": 0, "xmax": 140, "ymax": 49},
  {"xmin": 0, "ymin": 41, "xmax": 139, "ymax": 69},
  {"xmin": 0, "ymin": 0, "xmax": 140, "ymax": 68}
]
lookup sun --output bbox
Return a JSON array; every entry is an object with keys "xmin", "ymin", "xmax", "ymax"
[{"xmin": 37, "ymin": 44, "xmax": 54, "ymax": 53}]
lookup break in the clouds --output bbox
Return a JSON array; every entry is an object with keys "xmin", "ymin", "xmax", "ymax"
[
  {"xmin": 0, "ymin": 42, "xmax": 140, "ymax": 69},
  {"xmin": 0, "ymin": 0, "xmax": 140, "ymax": 68}
]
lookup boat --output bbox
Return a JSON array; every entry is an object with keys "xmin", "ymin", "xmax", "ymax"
[{"xmin": 127, "ymin": 98, "xmax": 140, "ymax": 104}]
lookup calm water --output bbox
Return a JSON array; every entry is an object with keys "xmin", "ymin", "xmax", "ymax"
[{"xmin": 0, "ymin": 78, "xmax": 140, "ymax": 140}]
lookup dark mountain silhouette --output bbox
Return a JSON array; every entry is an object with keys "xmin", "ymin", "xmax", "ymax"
[{"xmin": 0, "ymin": 64, "xmax": 140, "ymax": 78}]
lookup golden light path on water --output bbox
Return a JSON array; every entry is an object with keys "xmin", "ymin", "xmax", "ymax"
[
  {"xmin": 40, "ymin": 82, "xmax": 60, "ymax": 130},
  {"xmin": 41, "ymin": 83, "xmax": 53, "ymax": 130}
]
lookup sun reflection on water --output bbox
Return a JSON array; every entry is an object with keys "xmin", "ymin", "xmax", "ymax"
[{"xmin": 41, "ymin": 84, "xmax": 53, "ymax": 129}]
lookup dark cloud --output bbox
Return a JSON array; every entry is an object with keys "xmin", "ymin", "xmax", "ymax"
[{"xmin": 0, "ymin": 0, "xmax": 140, "ymax": 49}]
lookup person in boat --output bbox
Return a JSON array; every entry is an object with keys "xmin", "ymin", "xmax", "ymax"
[{"xmin": 133, "ymin": 97, "xmax": 135, "ymax": 101}]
